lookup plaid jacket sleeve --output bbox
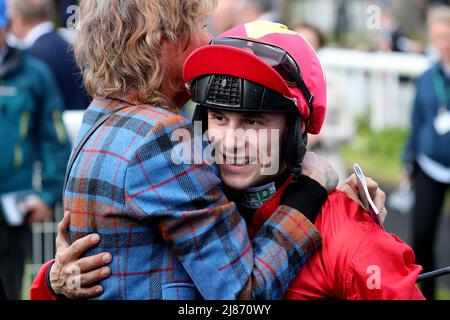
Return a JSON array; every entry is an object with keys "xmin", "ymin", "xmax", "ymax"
[{"xmin": 124, "ymin": 115, "xmax": 322, "ymax": 300}]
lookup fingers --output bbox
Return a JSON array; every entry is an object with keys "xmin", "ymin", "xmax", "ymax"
[
  {"xmin": 361, "ymin": 176, "xmax": 388, "ymax": 224},
  {"xmin": 56, "ymin": 234, "xmax": 101, "ymax": 266},
  {"xmin": 69, "ymin": 285, "xmax": 104, "ymax": 300},
  {"xmin": 77, "ymin": 267, "xmax": 111, "ymax": 288},
  {"xmin": 366, "ymin": 176, "xmax": 386, "ymax": 216},
  {"xmin": 56, "ymin": 212, "xmax": 71, "ymax": 251},
  {"xmin": 366, "ymin": 177, "xmax": 380, "ymax": 199},
  {"xmin": 337, "ymin": 174, "xmax": 359, "ymax": 203},
  {"xmin": 338, "ymin": 174, "xmax": 358, "ymax": 191},
  {"xmin": 50, "ymin": 248, "xmax": 111, "ymax": 299},
  {"xmin": 346, "ymin": 174, "xmax": 358, "ymax": 187},
  {"xmin": 379, "ymin": 208, "xmax": 388, "ymax": 225},
  {"xmin": 339, "ymin": 174, "xmax": 388, "ymax": 225},
  {"xmin": 77, "ymin": 252, "xmax": 112, "ymax": 273},
  {"xmin": 373, "ymin": 187, "xmax": 387, "ymax": 215}
]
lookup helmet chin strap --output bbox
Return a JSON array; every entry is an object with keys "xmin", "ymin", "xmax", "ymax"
[{"xmin": 285, "ymin": 116, "xmax": 308, "ymax": 182}]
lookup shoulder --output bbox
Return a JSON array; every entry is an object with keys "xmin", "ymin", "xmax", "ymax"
[
  {"xmin": 416, "ymin": 64, "xmax": 438, "ymax": 85},
  {"xmin": 122, "ymin": 105, "xmax": 192, "ymax": 142},
  {"xmin": 32, "ymin": 32, "xmax": 68, "ymax": 49},
  {"xmin": 142, "ymin": 106, "xmax": 191, "ymax": 134},
  {"xmin": 318, "ymin": 191, "xmax": 375, "ymax": 266},
  {"xmin": 318, "ymin": 189, "xmax": 375, "ymax": 245},
  {"xmin": 317, "ymin": 191, "xmax": 422, "ymax": 299},
  {"xmin": 13, "ymin": 52, "xmax": 59, "ymax": 95},
  {"xmin": 353, "ymin": 226, "xmax": 416, "ymax": 264},
  {"xmin": 20, "ymin": 53, "xmax": 54, "ymax": 78},
  {"xmin": 320, "ymin": 190, "xmax": 375, "ymax": 228},
  {"xmin": 99, "ymin": 103, "xmax": 194, "ymax": 159},
  {"xmin": 30, "ymin": 33, "xmax": 72, "ymax": 64},
  {"xmin": 319, "ymin": 191, "xmax": 387, "ymax": 253},
  {"xmin": 297, "ymin": 191, "xmax": 376, "ymax": 298}
]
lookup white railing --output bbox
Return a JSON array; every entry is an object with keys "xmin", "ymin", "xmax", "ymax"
[
  {"xmin": 318, "ymin": 48, "xmax": 431, "ymax": 143},
  {"xmin": 63, "ymin": 110, "xmax": 84, "ymax": 143},
  {"xmin": 28, "ymin": 205, "xmax": 64, "ymax": 281}
]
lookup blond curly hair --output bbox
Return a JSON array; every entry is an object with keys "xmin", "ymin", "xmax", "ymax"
[{"xmin": 74, "ymin": 0, "xmax": 215, "ymax": 108}]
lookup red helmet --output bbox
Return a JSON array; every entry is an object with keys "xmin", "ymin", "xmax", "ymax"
[
  {"xmin": 184, "ymin": 20, "xmax": 327, "ymax": 135},
  {"xmin": 183, "ymin": 21, "xmax": 327, "ymax": 178}
]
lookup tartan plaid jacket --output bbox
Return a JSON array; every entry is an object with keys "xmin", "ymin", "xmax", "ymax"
[{"xmin": 65, "ymin": 95, "xmax": 322, "ymax": 300}]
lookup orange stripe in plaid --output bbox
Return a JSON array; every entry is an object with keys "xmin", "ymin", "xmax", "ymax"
[{"xmin": 277, "ymin": 206, "xmax": 313, "ymax": 243}]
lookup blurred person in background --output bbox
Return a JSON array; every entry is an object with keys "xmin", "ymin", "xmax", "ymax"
[
  {"xmin": 235, "ymin": 0, "xmax": 280, "ymax": 25},
  {"xmin": 292, "ymin": 22, "xmax": 327, "ymax": 52},
  {"xmin": 403, "ymin": 5, "xmax": 450, "ymax": 300},
  {"xmin": 7, "ymin": 0, "xmax": 90, "ymax": 110},
  {"xmin": 335, "ymin": 0, "xmax": 350, "ymax": 47},
  {"xmin": 0, "ymin": 0, "xmax": 71, "ymax": 300},
  {"xmin": 291, "ymin": 22, "xmax": 327, "ymax": 150},
  {"xmin": 209, "ymin": 0, "xmax": 239, "ymax": 35},
  {"xmin": 376, "ymin": 2, "xmax": 423, "ymax": 54},
  {"xmin": 210, "ymin": 0, "xmax": 280, "ymax": 36},
  {"xmin": 58, "ymin": 0, "xmax": 78, "ymax": 25},
  {"xmin": 428, "ymin": 0, "xmax": 450, "ymax": 6}
]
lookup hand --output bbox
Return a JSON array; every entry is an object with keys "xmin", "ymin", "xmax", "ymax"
[
  {"xmin": 49, "ymin": 211, "xmax": 112, "ymax": 299},
  {"xmin": 302, "ymin": 152, "xmax": 339, "ymax": 193},
  {"xmin": 24, "ymin": 197, "xmax": 52, "ymax": 226},
  {"xmin": 338, "ymin": 174, "xmax": 388, "ymax": 224}
]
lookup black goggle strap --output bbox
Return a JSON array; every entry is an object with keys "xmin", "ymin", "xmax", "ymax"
[
  {"xmin": 285, "ymin": 116, "xmax": 307, "ymax": 181},
  {"xmin": 296, "ymin": 77, "xmax": 314, "ymax": 123}
]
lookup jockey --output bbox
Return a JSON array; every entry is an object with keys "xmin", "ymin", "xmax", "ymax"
[{"xmin": 183, "ymin": 20, "xmax": 425, "ymax": 300}]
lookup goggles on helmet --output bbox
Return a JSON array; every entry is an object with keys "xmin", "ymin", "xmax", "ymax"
[{"xmin": 209, "ymin": 37, "xmax": 314, "ymax": 121}]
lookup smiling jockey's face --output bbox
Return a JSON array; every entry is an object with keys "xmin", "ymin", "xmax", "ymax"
[{"xmin": 207, "ymin": 109, "xmax": 288, "ymax": 191}]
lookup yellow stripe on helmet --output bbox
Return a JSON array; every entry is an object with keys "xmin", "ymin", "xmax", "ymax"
[{"xmin": 244, "ymin": 20, "xmax": 297, "ymax": 39}]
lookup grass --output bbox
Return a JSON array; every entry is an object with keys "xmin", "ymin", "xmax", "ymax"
[
  {"xmin": 339, "ymin": 121, "xmax": 450, "ymax": 212},
  {"xmin": 339, "ymin": 123, "xmax": 408, "ymax": 188},
  {"xmin": 437, "ymin": 287, "xmax": 450, "ymax": 300}
]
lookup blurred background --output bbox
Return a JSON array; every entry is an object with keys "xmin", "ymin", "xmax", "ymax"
[{"xmin": 0, "ymin": 0, "xmax": 449, "ymax": 300}]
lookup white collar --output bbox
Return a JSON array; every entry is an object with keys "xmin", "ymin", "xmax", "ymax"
[{"xmin": 21, "ymin": 21, "xmax": 54, "ymax": 49}]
